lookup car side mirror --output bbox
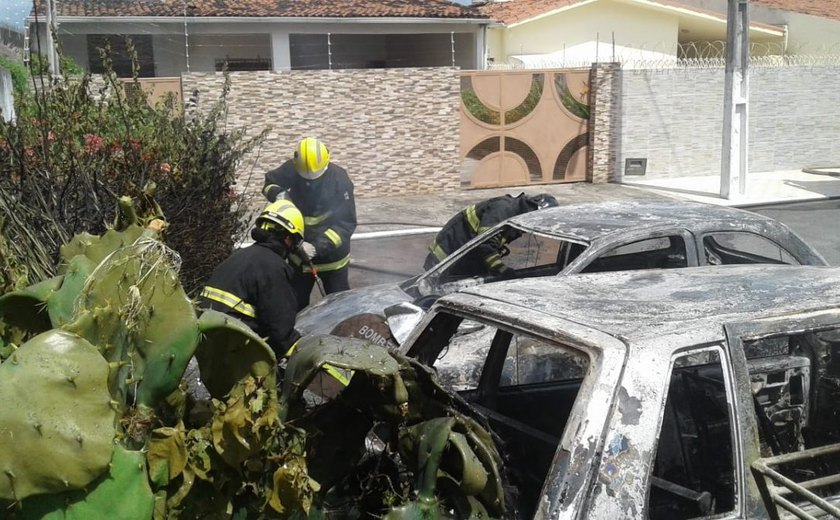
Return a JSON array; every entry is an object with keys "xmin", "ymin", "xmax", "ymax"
[{"xmin": 384, "ymin": 302, "xmax": 426, "ymax": 346}]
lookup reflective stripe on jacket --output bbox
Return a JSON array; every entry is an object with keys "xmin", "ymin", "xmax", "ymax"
[
  {"xmin": 197, "ymin": 242, "xmax": 300, "ymax": 358},
  {"xmin": 423, "ymin": 194, "xmax": 536, "ymax": 269},
  {"xmin": 263, "ymin": 160, "xmax": 357, "ymax": 269}
]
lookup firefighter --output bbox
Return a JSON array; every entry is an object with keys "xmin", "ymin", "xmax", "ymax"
[
  {"xmin": 198, "ymin": 200, "xmax": 304, "ymax": 361},
  {"xmin": 424, "ymin": 192, "xmax": 559, "ymax": 274},
  {"xmin": 263, "ymin": 137, "xmax": 357, "ymax": 310}
]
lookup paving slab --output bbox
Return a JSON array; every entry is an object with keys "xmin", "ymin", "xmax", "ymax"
[{"xmin": 622, "ymin": 170, "xmax": 840, "ymax": 208}]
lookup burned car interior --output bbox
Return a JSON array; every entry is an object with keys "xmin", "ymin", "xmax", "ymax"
[
  {"xmin": 407, "ymin": 307, "xmax": 840, "ymax": 519},
  {"xmin": 650, "ymin": 328, "xmax": 840, "ymax": 519},
  {"xmin": 408, "ymin": 312, "xmax": 590, "ymax": 518},
  {"xmin": 434, "ymin": 226, "xmax": 587, "ymax": 287}
]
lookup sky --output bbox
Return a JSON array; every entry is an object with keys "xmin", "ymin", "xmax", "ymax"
[{"xmin": 1, "ymin": 0, "xmax": 30, "ymax": 30}]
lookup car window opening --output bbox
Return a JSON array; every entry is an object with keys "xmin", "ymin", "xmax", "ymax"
[
  {"xmin": 408, "ymin": 312, "xmax": 591, "ymax": 518},
  {"xmin": 649, "ymin": 328, "xmax": 840, "ymax": 519},
  {"xmin": 583, "ymin": 235, "xmax": 689, "ymax": 273},
  {"xmin": 649, "ymin": 349, "xmax": 736, "ymax": 519},
  {"xmin": 703, "ymin": 232, "xmax": 799, "ymax": 266},
  {"xmin": 747, "ymin": 328, "xmax": 840, "ymax": 517},
  {"xmin": 437, "ymin": 226, "xmax": 587, "ymax": 285}
]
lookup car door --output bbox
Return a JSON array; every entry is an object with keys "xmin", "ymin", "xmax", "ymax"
[
  {"xmin": 405, "ymin": 304, "xmax": 627, "ymax": 519},
  {"xmin": 566, "ymin": 228, "xmax": 699, "ymax": 274}
]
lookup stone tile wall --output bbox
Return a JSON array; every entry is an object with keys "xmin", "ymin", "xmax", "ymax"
[
  {"xmin": 181, "ymin": 68, "xmax": 461, "ymax": 202},
  {"xmin": 587, "ymin": 63, "xmax": 621, "ymax": 183},
  {"xmin": 618, "ymin": 65, "xmax": 840, "ymax": 180}
]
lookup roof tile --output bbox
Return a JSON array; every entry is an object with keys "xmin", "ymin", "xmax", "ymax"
[
  {"xmin": 477, "ymin": 0, "xmax": 840, "ymax": 25},
  {"xmin": 38, "ymin": 0, "xmax": 485, "ymax": 19},
  {"xmin": 752, "ymin": 0, "xmax": 840, "ymax": 21}
]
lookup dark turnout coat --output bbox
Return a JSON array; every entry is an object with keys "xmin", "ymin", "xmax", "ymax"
[
  {"xmin": 263, "ymin": 160, "xmax": 357, "ymax": 273},
  {"xmin": 198, "ymin": 242, "xmax": 300, "ymax": 358},
  {"xmin": 424, "ymin": 194, "xmax": 539, "ymax": 272}
]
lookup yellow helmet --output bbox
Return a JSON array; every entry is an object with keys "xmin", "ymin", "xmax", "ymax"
[
  {"xmin": 256, "ymin": 200, "xmax": 305, "ymax": 243},
  {"xmin": 292, "ymin": 137, "xmax": 330, "ymax": 180}
]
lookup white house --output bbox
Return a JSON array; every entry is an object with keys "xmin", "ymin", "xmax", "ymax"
[
  {"xmin": 476, "ymin": 0, "xmax": 786, "ymax": 68},
  {"xmin": 681, "ymin": 0, "xmax": 840, "ymax": 55},
  {"xmin": 29, "ymin": 0, "xmax": 490, "ymax": 76}
]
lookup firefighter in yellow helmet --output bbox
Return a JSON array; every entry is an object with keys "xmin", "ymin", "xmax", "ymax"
[
  {"xmin": 263, "ymin": 137, "xmax": 357, "ymax": 310},
  {"xmin": 199, "ymin": 200, "xmax": 304, "ymax": 359}
]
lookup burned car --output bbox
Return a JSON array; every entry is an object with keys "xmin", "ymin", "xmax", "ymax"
[
  {"xmin": 296, "ymin": 200, "xmax": 827, "ymax": 346},
  {"xmin": 396, "ymin": 265, "xmax": 840, "ymax": 519}
]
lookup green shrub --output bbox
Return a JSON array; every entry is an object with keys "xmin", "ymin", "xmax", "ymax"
[
  {"xmin": 0, "ymin": 57, "xmax": 266, "ymax": 295},
  {"xmin": 0, "ymin": 55, "xmax": 31, "ymax": 95}
]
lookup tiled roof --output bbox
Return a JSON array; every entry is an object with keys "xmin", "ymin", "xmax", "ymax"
[
  {"xmin": 476, "ymin": 0, "xmax": 579, "ymax": 25},
  {"xmin": 752, "ymin": 0, "xmax": 840, "ymax": 21},
  {"xmin": 37, "ymin": 0, "xmax": 485, "ymax": 19},
  {"xmin": 478, "ymin": 0, "xmax": 840, "ymax": 25}
]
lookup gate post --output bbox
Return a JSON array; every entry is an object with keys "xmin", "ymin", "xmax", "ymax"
[{"xmin": 587, "ymin": 62, "xmax": 621, "ymax": 183}]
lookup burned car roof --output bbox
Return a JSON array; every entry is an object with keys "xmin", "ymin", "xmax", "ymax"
[
  {"xmin": 445, "ymin": 265, "xmax": 840, "ymax": 344},
  {"xmin": 511, "ymin": 199, "xmax": 782, "ymax": 241}
]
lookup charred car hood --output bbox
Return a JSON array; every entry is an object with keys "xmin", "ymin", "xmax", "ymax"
[{"xmin": 295, "ymin": 283, "xmax": 412, "ymax": 336}]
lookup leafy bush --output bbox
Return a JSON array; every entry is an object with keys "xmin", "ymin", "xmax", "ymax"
[
  {"xmin": 0, "ymin": 55, "xmax": 266, "ymax": 294},
  {"xmin": 0, "ymin": 55, "xmax": 31, "ymax": 96},
  {"xmin": 29, "ymin": 52, "xmax": 84, "ymax": 76}
]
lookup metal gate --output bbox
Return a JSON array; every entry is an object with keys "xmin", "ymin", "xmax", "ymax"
[{"xmin": 460, "ymin": 69, "xmax": 591, "ymax": 188}]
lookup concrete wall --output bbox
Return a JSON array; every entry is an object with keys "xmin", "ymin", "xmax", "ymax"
[
  {"xmin": 617, "ymin": 66, "xmax": 840, "ymax": 180},
  {"xmin": 182, "ymin": 68, "xmax": 461, "ymax": 201},
  {"xmin": 489, "ymin": 0, "xmax": 679, "ymax": 65}
]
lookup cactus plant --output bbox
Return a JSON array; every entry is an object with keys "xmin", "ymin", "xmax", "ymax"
[
  {"xmin": 16, "ymin": 446, "xmax": 155, "ymax": 520},
  {"xmin": 0, "ymin": 194, "xmax": 508, "ymax": 519},
  {"xmin": 0, "ymin": 330, "xmax": 115, "ymax": 501}
]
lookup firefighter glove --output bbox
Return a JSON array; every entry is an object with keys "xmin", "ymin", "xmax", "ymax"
[{"xmin": 300, "ymin": 241, "xmax": 317, "ymax": 260}]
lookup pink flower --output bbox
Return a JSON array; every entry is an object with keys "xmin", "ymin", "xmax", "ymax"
[
  {"xmin": 83, "ymin": 134, "xmax": 104, "ymax": 153},
  {"xmin": 159, "ymin": 162, "xmax": 171, "ymax": 173}
]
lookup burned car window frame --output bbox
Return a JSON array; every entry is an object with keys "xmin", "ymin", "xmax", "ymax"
[
  {"xmin": 415, "ymin": 222, "xmax": 589, "ymax": 297},
  {"xmin": 647, "ymin": 344, "xmax": 743, "ymax": 520},
  {"xmin": 701, "ymin": 231, "xmax": 801, "ymax": 266},
  {"xmin": 567, "ymin": 227, "xmax": 700, "ymax": 274},
  {"xmin": 405, "ymin": 301, "xmax": 629, "ymax": 518}
]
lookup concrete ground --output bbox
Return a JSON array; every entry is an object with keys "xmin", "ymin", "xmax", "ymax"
[{"xmin": 621, "ymin": 169, "xmax": 840, "ymax": 207}]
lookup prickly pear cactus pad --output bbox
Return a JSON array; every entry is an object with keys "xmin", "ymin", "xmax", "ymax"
[
  {"xmin": 15, "ymin": 446, "xmax": 155, "ymax": 520},
  {"xmin": 0, "ymin": 330, "xmax": 116, "ymax": 501},
  {"xmin": 0, "ymin": 276, "xmax": 62, "ymax": 354},
  {"xmin": 195, "ymin": 309, "xmax": 277, "ymax": 399},
  {"xmin": 64, "ymin": 231, "xmax": 199, "ymax": 408}
]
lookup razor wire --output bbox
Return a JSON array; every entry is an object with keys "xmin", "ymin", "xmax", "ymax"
[{"xmin": 491, "ymin": 40, "xmax": 840, "ymax": 71}]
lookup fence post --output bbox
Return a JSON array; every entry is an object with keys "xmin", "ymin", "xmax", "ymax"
[{"xmin": 0, "ymin": 68, "xmax": 15, "ymax": 123}]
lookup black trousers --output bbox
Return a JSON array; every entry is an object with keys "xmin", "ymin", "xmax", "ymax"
[{"xmin": 290, "ymin": 266, "xmax": 350, "ymax": 310}]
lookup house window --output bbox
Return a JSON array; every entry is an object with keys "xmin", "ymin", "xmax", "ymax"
[
  {"xmin": 648, "ymin": 347, "xmax": 738, "ymax": 519},
  {"xmin": 214, "ymin": 58, "xmax": 271, "ymax": 72},
  {"xmin": 87, "ymin": 35, "xmax": 154, "ymax": 77},
  {"xmin": 289, "ymin": 33, "xmax": 476, "ymax": 70}
]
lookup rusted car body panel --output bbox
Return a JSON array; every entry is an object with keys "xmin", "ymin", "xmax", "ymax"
[
  {"xmin": 296, "ymin": 200, "xmax": 827, "ymax": 340},
  {"xmin": 399, "ymin": 266, "xmax": 840, "ymax": 519}
]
